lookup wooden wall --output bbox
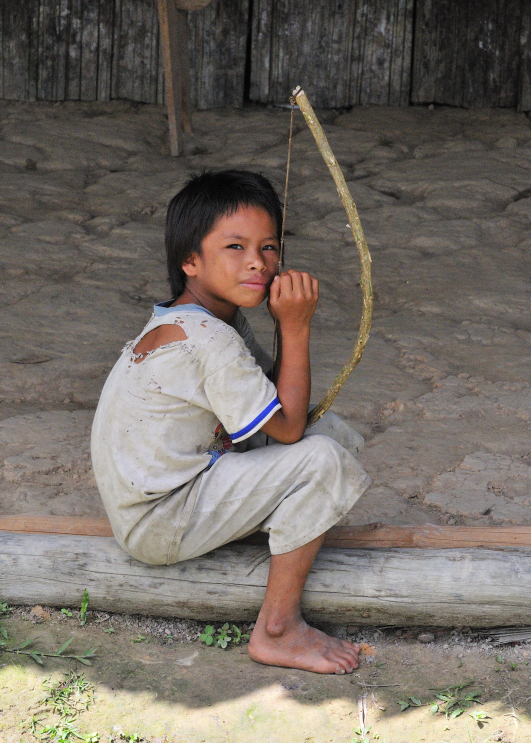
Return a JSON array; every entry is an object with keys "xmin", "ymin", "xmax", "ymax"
[
  {"xmin": 0, "ymin": 0, "xmax": 530, "ymax": 109},
  {"xmin": 411, "ymin": 0, "xmax": 527, "ymax": 108},
  {"xmin": 250, "ymin": 0, "xmax": 413, "ymax": 108}
]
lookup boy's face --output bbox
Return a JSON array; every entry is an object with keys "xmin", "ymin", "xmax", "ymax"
[{"xmin": 182, "ymin": 205, "xmax": 279, "ymax": 310}]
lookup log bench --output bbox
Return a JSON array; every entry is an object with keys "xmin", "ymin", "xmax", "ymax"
[{"xmin": 2, "ymin": 517, "xmax": 531, "ymax": 626}]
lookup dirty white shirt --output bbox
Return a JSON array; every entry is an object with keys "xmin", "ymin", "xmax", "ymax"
[{"xmin": 91, "ymin": 303, "xmax": 280, "ymax": 553}]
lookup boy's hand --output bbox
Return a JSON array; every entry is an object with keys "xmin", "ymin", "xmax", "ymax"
[{"xmin": 268, "ymin": 269, "xmax": 319, "ymax": 333}]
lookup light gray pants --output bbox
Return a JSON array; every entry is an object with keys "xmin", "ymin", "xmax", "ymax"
[{"xmin": 174, "ymin": 411, "xmax": 370, "ymax": 561}]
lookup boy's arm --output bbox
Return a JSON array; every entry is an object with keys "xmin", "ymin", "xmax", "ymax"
[{"xmin": 260, "ymin": 269, "xmax": 318, "ymax": 444}]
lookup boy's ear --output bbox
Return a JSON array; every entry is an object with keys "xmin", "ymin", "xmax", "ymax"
[{"xmin": 182, "ymin": 252, "xmax": 199, "ymax": 277}]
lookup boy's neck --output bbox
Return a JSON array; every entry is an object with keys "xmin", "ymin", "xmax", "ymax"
[{"xmin": 171, "ymin": 286, "xmax": 238, "ymax": 325}]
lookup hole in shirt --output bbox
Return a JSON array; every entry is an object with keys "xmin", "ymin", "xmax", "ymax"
[{"xmin": 133, "ymin": 323, "xmax": 188, "ymax": 363}]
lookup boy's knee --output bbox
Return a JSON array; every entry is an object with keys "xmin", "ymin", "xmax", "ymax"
[{"xmin": 304, "ymin": 412, "xmax": 364, "ymax": 456}]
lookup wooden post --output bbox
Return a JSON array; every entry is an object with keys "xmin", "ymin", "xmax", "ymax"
[
  {"xmin": 157, "ymin": 0, "xmax": 185, "ymax": 156},
  {"xmin": 157, "ymin": 0, "xmax": 213, "ymax": 155}
]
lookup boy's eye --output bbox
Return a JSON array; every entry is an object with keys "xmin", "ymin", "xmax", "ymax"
[
  {"xmin": 227, "ymin": 243, "xmax": 243, "ymax": 250},
  {"xmin": 263, "ymin": 244, "xmax": 279, "ymax": 251}
]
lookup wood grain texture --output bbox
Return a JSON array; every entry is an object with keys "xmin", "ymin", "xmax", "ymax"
[
  {"xmin": 188, "ymin": 0, "xmax": 249, "ymax": 109},
  {"xmin": 158, "ymin": 0, "xmax": 183, "ymax": 154},
  {"xmin": 250, "ymin": 0, "xmax": 414, "ymax": 108},
  {"xmin": 2, "ymin": 531, "xmax": 531, "ymax": 625},
  {"xmin": 1, "ymin": 0, "xmax": 530, "ymax": 109},
  {"xmin": 412, "ymin": 0, "xmax": 524, "ymax": 108},
  {"xmin": 518, "ymin": 2, "xmax": 531, "ymax": 111},
  {"xmin": 4, "ymin": 516, "xmax": 531, "ymax": 550}
]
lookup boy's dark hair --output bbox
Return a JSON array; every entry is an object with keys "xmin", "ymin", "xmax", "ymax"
[{"xmin": 165, "ymin": 169, "xmax": 283, "ymax": 298}]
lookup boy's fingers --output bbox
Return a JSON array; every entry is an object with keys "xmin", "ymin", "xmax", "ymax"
[{"xmin": 268, "ymin": 274, "xmax": 281, "ymax": 302}]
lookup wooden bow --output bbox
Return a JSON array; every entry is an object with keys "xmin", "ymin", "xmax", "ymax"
[{"xmin": 288, "ymin": 87, "xmax": 374, "ymax": 426}]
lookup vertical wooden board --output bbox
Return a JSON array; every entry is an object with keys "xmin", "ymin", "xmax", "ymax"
[
  {"xmin": 79, "ymin": 0, "xmax": 100, "ymax": 100},
  {"xmin": 113, "ymin": 0, "xmax": 158, "ymax": 103},
  {"xmin": 133, "ymin": 0, "xmax": 159, "ymax": 103},
  {"xmin": 360, "ymin": 0, "xmax": 395, "ymax": 105},
  {"xmin": 249, "ymin": 0, "xmax": 272, "ymax": 102},
  {"xmin": 67, "ymin": 0, "xmax": 83, "ymax": 99},
  {"xmin": 190, "ymin": 0, "xmax": 248, "ymax": 109},
  {"xmin": 2, "ymin": 0, "xmax": 31, "ymax": 100},
  {"xmin": 349, "ymin": 0, "xmax": 370, "ymax": 105},
  {"xmin": 388, "ymin": 0, "xmax": 414, "ymax": 106},
  {"xmin": 412, "ymin": 0, "xmax": 523, "ymax": 109},
  {"xmin": 37, "ymin": 0, "xmax": 68, "ymax": 100},
  {"xmin": 27, "ymin": 0, "xmax": 40, "ymax": 100},
  {"xmin": 518, "ymin": 1, "xmax": 531, "ymax": 110},
  {"xmin": 496, "ymin": 0, "xmax": 524, "ymax": 108},
  {"xmin": 97, "ymin": 0, "xmax": 114, "ymax": 100},
  {"xmin": 265, "ymin": 0, "xmax": 357, "ymax": 108},
  {"xmin": 110, "ymin": 0, "xmax": 121, "ymax": 98}
]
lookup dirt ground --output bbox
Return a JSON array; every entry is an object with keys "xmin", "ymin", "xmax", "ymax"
[
  {"xmin": 2, "ymin": 100, "xmax": 531, "ymax": 741},
  {"xmin": 1, "ymin": 100, "xmax": 531, "ymax": 525},
  {"xmin": 1, "ymin": 607, "xmax": 531, "ymax": 743}
]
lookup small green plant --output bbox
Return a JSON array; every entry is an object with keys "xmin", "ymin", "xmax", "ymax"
[
  {"xmin": 0, "ymin": 600, "xmax": 13, "ymax": 642},
  {"xmin": 131, "ymin": 635, "xmax": 147, "ymax": 644},
  {"xmin": 80, "ymin": 589, "xmax": 89, "ymax": 626},
  {"xmin": 429, "ymin": 681, "xmax": 481, "ymax": 720},
  {"xmin": 61, "ymin": 608, "xmax": 73, "ymax": 618},
  {"xmin": 199, "ymin": 623, "xmax": 250, "ymax": 649},
  {"xmin": 397, "ymin": 695, "xmax": 422, "ymax": 711},
  {"xmin": 469, "ymin": 710, "xmax": 490, "ymax": 726},
  {"xmin": 23, "ymin": 672, "xmax": 96, "ymax": 741},
  {"xmin": 351, "ymin": 726, "xmax": 371, "ymax": 743},
  {"xmin": 1, "ymin": 634, "xmax": 96, "ymax": 666},
  {"xmin": 203, "ymin": 623, "xmax": 246, "ymax": 649},
  {"xmin": 104, "ymin": 627, "xmax": 115, "ymax": 634}
]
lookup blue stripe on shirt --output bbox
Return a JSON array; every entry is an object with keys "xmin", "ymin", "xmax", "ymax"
[{"xmin": 230, "ymin": 397, "xmax": 282, "ymax": 443}]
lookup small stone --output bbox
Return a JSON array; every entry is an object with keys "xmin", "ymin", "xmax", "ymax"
[
  {"xmin": 417, "ymin": 632, "xmax": 435, "ymax": 644},
  {"xmin": 347, "ymin": 625, "xmax": 359, "ymax": 634}
]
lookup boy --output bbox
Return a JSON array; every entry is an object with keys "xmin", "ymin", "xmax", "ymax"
[{"xmin": 91, "ymin": 170, "xmax": 370, "ymax": 674}]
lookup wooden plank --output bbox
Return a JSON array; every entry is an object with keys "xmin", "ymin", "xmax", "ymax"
[
  {"xmin": 4, "ymin": 515, "xmax": 531, "ymax": 550},
  {"xmin": 110, "ymin": 0, "xmax": 121, "ymax": 99},
  {"xmin": 251, "ymin": 0, "xmax": 413, "ymax": 108},
  {"xmin": 248, "ymin": 0, "xmax": 272, "ymax": 103},
  {"xmin": 27, "ymin": 0, "xmax": 39, "ymax": 101},
  {"xmin": 2, "ymin": 0, "xmax": 32, "ymax": 100},
  {"xmin": 189, "ymin": 0, "xmax": 248, "ymax": 109},
  {"xmin": 157, "ymin": 0, "xmax": 184, "ymax": 155},
  {"xmin": 80, "ymin": 0, "xmax": 100, "ymax": 100},
  {"xmin": 97, "ymin": 0, "xmax": 114, "ymax": 100},
  {"xmin": 37, "ymin": 0, "xmax": 69, "ymax": 100},
  {"xmin": 3, "ymin": 531, "xmax": 531, "ymax": 625},
  {"xmin": 518, "ymin": 1, "xmax": 531, "ymax": 111},
  {"xmin": 412, "ymin": 0, "xmax": 524, "ymax": 108},
  {"xmin": 66, "ymin": 0, "xmax": 83, "ymax": 99}
]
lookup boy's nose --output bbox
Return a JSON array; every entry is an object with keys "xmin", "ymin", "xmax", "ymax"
[{"xmin": 248, "ymin": 248, "xmax": 266, "ymax": 269}]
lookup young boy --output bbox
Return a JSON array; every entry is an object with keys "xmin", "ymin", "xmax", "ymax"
[{"xmin": 91, "ymin": 170, "xmax": 370, "ymax": 674}]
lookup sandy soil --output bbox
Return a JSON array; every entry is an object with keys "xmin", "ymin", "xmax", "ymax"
[
  {"xmin": 1, "ymin": 608, "xmax": 531, "ymax": 743},
  {"xmin": 1, "ymin": 100, "xmax": 531, "ymax": 527}
]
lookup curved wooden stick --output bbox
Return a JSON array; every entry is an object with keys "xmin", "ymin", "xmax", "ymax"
[{"xmin": 292, "ymin": 87, "xmax": 374, "ymax": 426}]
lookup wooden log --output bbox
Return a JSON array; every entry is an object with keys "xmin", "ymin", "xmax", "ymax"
[
  {"xmin": 2, "ymin": 531, "xmax": 531, "ymax": 626},
  {"xmin": 3, "ymin": 515, "xmax": 531, "ymax": 550}
]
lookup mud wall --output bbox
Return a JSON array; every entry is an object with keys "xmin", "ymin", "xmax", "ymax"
[{"xmin": 1, "ymin": 0, "xmax": 531, "ymax": 109}]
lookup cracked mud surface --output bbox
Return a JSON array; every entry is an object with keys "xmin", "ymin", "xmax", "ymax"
[{"xmin": 1, "ymin": 100, "xmax": 531, "ymax": 528}]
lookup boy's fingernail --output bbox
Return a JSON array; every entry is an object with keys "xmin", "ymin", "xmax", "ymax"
[{"xmin": 273, "ymin": 275, "xmax": 279, "ymax": 281}]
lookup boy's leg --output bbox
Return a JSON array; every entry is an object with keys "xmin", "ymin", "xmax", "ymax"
[{"xmin": 249, "ymin": 534, "xmax": 360, "ymax": 674}]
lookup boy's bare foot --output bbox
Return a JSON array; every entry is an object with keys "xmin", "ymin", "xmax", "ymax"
[{"xmin": 248, "ymin": 616, "xmax": 360, "ymax": 674}]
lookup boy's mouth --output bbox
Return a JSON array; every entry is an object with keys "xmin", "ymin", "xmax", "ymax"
[{"xmin": 241, "ymin": 279, "xmax": 269, "ymax": 290}]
